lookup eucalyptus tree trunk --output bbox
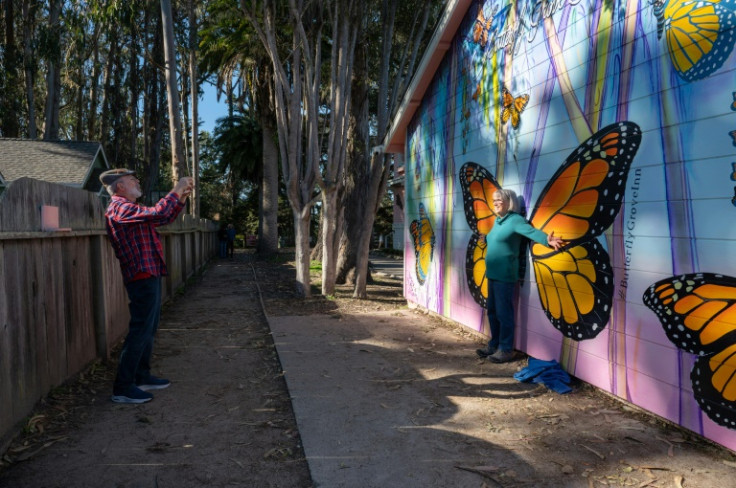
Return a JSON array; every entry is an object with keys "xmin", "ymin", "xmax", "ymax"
[
  {"xmin": 315, "ymin": 0, "xmax": 361, "ymax": 296},
  {"xmin": 22, "ymin": 0, "xmax": 37, "ymax": 139},
  {"xmin": 3, "ymin": 0, "xmax": 21, "ymax": 137},
  {"xmin": 254, "ymin": 55, "xmax": 279, "ymax": 256},
  {"xmin": 129, "ymin": 24, "xmax": 140, "ymax": 158},
  {"xmin": 188, "ymin": 0, "xmax": 200, "ymax": 216},
  {"xmin": 161, "ymin": 0, "xmax": 188, "ymax": 181},
  {"xmin": 350, "ymin": 0, "xmax": 437, "ymax": 298},
  {"xmin": 42, "ymin": 0, "xmax": 62, "ymax": 140},
  {"xmin": 143, "ymin": 11, "xmax": 165, "ymax": 201},
  {"xmin": 100, "ymin": 32, "xmax": 116, "ymax": 148},
  {"xmin": 336, "ymin": 31, "xmax": 370, "ymax": 285},
  {"xmin": 243, "ymin": 0, "xmax": 316, "ymax": 296},
  {"xmin": 87, "ymin": 24, "xmax": 100, "ymax": 142},
  {"xmin": 257, "ymin": 123, "xmax": 279, "ymax": 255}
]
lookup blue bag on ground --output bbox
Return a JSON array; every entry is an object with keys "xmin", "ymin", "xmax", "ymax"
[{"xmin": 513, "ymin": 357, "xmax": 572, "ymax": 394}]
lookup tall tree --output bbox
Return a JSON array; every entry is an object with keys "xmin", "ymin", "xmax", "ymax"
[
  {"xmin": 212, "ymin": 113, "xmax": 262, "ymax": 214},
  {"xmin": 342, "ymin": 0, "xmax": 442, "ymax": 298},
  {"xmin": 312, "ymin": 0, "xmax": 361, "ymax": 295},
  {"xmin": 200, "ymin": 0, "xmax": 280, "ymax": 256},
  {"xmin": 188, "ymin": 0, "xmax": 201, "ymax": 216},
  {"xmin": 42, "ymin": 0, "xmax": 62, "ymax": 140},
  {"xmin": 22, "ymin": 0, "xmax": 38, "ymax": 138},
  {"xmin": 245, "ymin": 0, "xmax": 363, "ymax": 296},
  {"xmin": 244, "ymin": 0, "xmax": 314, "ymax": 296},
  {"xmin": 2, "ymin": 0, "xmax": 22, "ymax": 137},
  {"xmin": 161, "ymin": 0, "xmax": 188, "ymax": 181},
  {"xmin": 255, "ymin": 58, "xmax": 279, "ymax": 256}
]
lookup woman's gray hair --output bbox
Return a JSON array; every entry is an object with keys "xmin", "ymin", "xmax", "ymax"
[{"xmin": 493, "ymin": 189, "xmax": 520, "ymax": 213}]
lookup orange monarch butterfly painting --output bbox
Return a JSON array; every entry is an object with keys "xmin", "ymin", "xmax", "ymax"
[
  {"xmin": 473, "ymin": 4, "xmax": 493, "ymax": 46},
  {"xmin": 501, "ymin": 87, "xmax": 529, "ymax": 130},
  {"xmin": 409, "ymin": 203, "xmax": 435, "ymax": 285},
  {"xmin": 459, "ymin": 121, "xmax": 642, "ymax": 340},
  {"xmin": 643, "ymin": 273, "xmax": 736, "ymax": 428},
  {"xmin": 651, "ymin": 0, "xmax": 736, "ymax": 82}
]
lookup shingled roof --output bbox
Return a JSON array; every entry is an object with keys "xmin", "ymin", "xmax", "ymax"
[{"xmin": 0, "ymin": 139, "xmax": 109, "ymax": 192}]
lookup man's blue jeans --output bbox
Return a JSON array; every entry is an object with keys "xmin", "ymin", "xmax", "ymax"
[
  {"xmin": 114, "ymin": 277, "xmax": 162, "ymax": 393},
  {"xmin": 486, "ymin": 279, "xmax": 516, "ymax": 352}
]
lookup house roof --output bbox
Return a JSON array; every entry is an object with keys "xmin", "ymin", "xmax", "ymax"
[
  {"xmin": 0, "ymin": 139, "xmax": 106, "ymax": 189},
  {"xmin": 383, "ymin": 0, "xmax": 472, "ymax": 154}
]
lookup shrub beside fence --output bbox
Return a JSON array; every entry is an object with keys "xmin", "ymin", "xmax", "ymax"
[{"xmin": 0, "ymin": 178, "xmax": 218, "ymax": 452}]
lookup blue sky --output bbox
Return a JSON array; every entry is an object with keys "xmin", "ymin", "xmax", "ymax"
[{"xmin": 197, "ymin": 81, "xmax": 229, "ymax": 135}]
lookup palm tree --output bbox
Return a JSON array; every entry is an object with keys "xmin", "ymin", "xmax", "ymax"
[{"xmin": 212, "ymin": 113, "xmax": 262, "ymax": 214}]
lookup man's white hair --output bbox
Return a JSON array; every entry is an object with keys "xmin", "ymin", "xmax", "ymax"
[{"xmin": 105, "ymin": 181, "xmax": 119, "ymax": 196}]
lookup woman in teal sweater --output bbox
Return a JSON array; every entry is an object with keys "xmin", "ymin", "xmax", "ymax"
[{"xmin": 477, "ymin": 189, "xmax": 564, "ymax": 363}]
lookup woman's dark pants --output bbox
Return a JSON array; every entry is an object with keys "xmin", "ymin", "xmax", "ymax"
[{"xmin": 486, "ymin": 279, "xmax": 516, "ymax": 352}]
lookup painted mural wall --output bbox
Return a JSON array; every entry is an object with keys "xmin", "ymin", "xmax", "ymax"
[{"xmin": 403, "ymin": 0, "xmax": 736, "ymax": 450}]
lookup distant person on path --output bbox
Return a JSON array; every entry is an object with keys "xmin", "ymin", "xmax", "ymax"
[
  {"xmin": 226, "ymin": 224, "xmax": 236, "ymax": 258},
  {"xmin": 101, "ymin": 168, "xmax": 193, "ymax": 404},
  {"xmin": 476, "ymin": 189, "xmax": 564, "ymax": 363},
  {"xmin": 218, "ymin": 224, "xmax": 228, "ymax": 258}
]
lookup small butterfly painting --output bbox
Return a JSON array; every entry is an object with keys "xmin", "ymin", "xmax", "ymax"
[
  {"xmin": 473, "ymin": 5, "xmax": 493, "ymax": 46},
  {"xmin": 501, "ymin": 87, "xmax": 530, "ymax": 130},
  {"xmin": 409, "ymin": 203, "xmax": 435, "ymax": 285}
]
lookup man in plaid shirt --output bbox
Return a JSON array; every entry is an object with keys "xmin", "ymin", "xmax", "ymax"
[{"xmin": 101, "ymin": 168, "xmax": 193, "ymax": 404}]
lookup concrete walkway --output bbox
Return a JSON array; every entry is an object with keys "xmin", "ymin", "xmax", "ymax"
[{"xmin": 268, "ymin": 307, "xmax": 736, "ymax": 487}]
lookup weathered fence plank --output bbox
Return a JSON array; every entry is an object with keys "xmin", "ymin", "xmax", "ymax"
[
  {"xmin": 0, "ymin": 178, "xmax": 218, "ymax": 453},
  {"xmin": 0, "ymin": 244, "xmax": 11, "ymax": 439},
  {"xmin": 41, "ymin": 237, "xmax": 67, "ymax": 389},
  {"xmin": 61, "ymin": 238, "xmax": 97, "ymax": 376}
]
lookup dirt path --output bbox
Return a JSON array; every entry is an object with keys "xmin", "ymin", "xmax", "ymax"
[
  {"xmin": 0, "ymin": 254, "xmax": 311, "ymax": 488},
  {"xmin": 1, "ymin": 251, "xmax": 735, "ymax": 488}
]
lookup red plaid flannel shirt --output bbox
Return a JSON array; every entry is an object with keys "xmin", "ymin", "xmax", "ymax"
[{"xmin": 105, "ymin": 193, "xmax": 185, "ymax": 283}]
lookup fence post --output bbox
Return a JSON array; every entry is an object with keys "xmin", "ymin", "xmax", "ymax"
[{"xmin": 89, "ymin": 234, "xmax": 110, "ymax": 360}]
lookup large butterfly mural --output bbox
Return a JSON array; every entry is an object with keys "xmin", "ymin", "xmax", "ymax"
[
  {"xmin": 459, "ymin": 121, "xmax": 642, "ymax": 340},
  {"xmin": 409, "ymin": 203, "xmax": 435, "ymax": 285},
  {"xmin": 643, "ymin": 273, "xmax": 736, "ymax": 428},
  {"xmin": 651, "ymin": 0, "xmax": 736, "ymax": 82}
]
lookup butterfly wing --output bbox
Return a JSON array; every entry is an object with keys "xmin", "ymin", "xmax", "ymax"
[
  {"xmin": 465, "ymin": 234, "xmax": 489, "ymax": 308},
  {"xmin": 663, "ymin": 0, "xmax": 736, "ymax": 82},
  {"xmin": 459, "ymin": 162, "xmax": 501, "ymax": 236},
  {"xmin": 410, "ymin": 203, "xmax": 435, "ymax": 285},
  {"xmin": 643, "ymin": 273, "xmax": 736, "ymax": 427},
  {"xmin": 473, "ymin": 7, "xmax": 488, "ymax": 45},
  {"xmin": 530, "ymin": 122, "xmax": 642, "ymax": 252},
  {"xmin": 532, "ymin": 239, "xmax": 614, "ymax": 339},
  {"xmin": 459, "ymin": 162, "xmax": 501, "ymax": 308},
  {"xmin": 501, "ymin": 88, "xmax": 514, "ymax": 126},
  {"xmin": 528, "ymin": 121, "xmax": 642, "ymax": 339},
  {"xmin": 514, "ymin": 94, "xmax": 530, "ymax": 113}
]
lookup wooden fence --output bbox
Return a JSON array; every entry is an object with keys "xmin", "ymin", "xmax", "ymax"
[{"xmin": 0, "ymin": 178, "xmax": 218, "ymax": 451}]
